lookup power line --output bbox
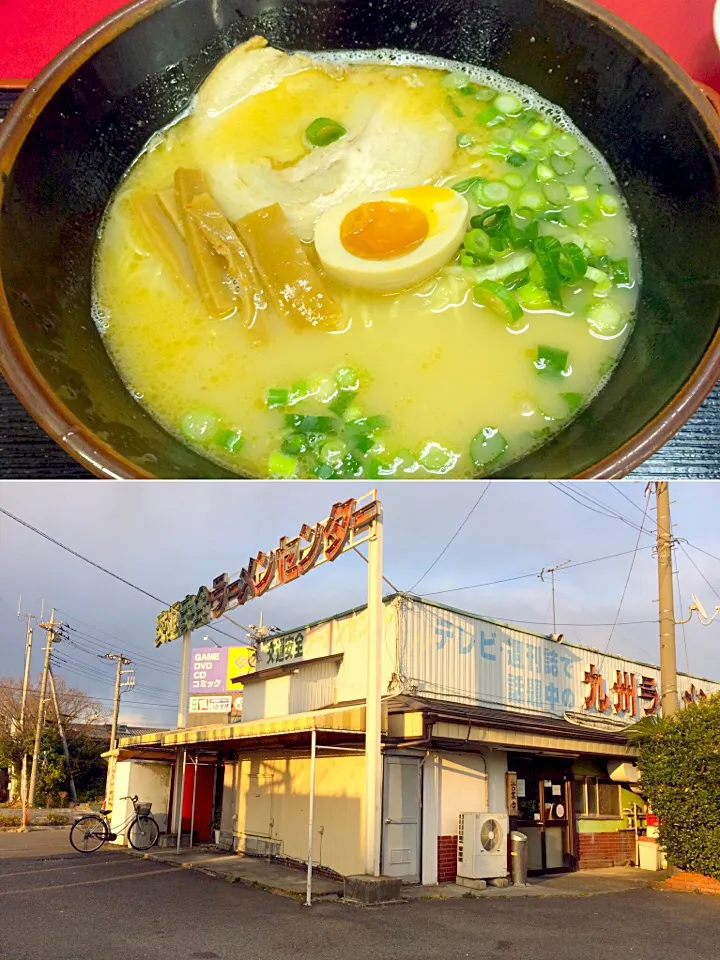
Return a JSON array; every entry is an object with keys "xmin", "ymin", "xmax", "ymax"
[
  {"xmin": 600, "ymin": 492, "xmax": 651, "ymax": 660},
  {"xmin": 678, "ymin": 544, "xmax": 720, "ymax": 602},
  {"xmin": 409, "ymin": 484, "xmax": 490, "ymax": 593},
  {"xmin": 0, "ymin": 507, "xmax": 243, "ymax": 644},
  {"xmin": 673, "ymin": 548, "xmax": 690, "ymax": 673},
  {"xmin": 550, "ymin": 482, "xmax": 655, "ymax": 538},
  {"xmin": 420, "ymin": 544, "xmax": 655, "ymax": 599}
]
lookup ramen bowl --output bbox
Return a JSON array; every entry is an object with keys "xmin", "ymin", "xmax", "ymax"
[{"xmin": 1, "ymin": 0, "xmax": 720, "ymax": 479}]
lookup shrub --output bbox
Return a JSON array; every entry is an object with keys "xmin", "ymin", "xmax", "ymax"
[
  {"xmin": 632, "ymin": 693, "xmax": 720, "ymax": 880},
  {"xmin": 0, "ymin": 815, "xmax": 21, "ymax": 828},
  {"xmin": 45, "ymin": 813, "xmax": 71, "ymax": 826}
]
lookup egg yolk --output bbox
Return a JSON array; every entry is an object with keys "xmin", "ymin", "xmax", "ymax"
[{"xmin": 340, "ymin": 201, "xmax": 429, "ymax": 260}]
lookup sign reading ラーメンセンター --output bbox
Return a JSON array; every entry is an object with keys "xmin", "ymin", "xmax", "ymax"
[{"xmin": 155, "ymin": 497, "xmax": 379, "ymax": 647}]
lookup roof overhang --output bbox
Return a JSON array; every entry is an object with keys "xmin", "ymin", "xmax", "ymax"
[{"xmin": 117, "ymin": 703, "xmax": 380, "ymax": 753}]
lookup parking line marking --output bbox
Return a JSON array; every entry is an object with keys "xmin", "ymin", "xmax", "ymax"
[
  {"xmin": 0, "ymin": 857, "xmax": 128, "ymax": 879},
  {"xmin": 0, "ymin": 867, "xmax": 178, "ymax": 896}
]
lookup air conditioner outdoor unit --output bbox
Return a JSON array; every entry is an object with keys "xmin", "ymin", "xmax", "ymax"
[{"xmin": 457, "ymin": 812, "xmax": 509, "ymax": 880}]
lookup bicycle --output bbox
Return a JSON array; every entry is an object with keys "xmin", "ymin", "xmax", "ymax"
[{"xmin": 69, "ymin": 795, "xmax": 160, "ymax": 854}]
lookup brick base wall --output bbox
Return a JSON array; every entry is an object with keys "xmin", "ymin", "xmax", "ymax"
[
  {"xmin": 438, "ymin": 835, "xmax": 458, "ymax": 883},
  {"xmin": 577, "ymin": 829, "xmax": 636, "ymax": 869},
  {"xmin": 664, "ymin": 872, "xmax": 720, "ymax": 895}
]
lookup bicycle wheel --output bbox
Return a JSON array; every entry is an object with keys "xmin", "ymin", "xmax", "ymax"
[
  {"xmin": 128, "ymin": 816, "xmax": 160, "ymax": 851},
  {"xmin": 69, "ymin": 815, "xmax": 108, "ymax": 854}
]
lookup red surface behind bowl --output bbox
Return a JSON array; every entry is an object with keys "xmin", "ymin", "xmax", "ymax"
[{"xmin": 0, "ymin": 0, "xmax": 719, "ymax": 87}]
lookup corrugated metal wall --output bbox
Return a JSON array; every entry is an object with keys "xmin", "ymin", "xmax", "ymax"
[
  {"xmin": 289, "ymin": 658, "xmax": 340, "ymax": 714},
  {"xmin": 397, "ymin": 597, "xmax": 720, "ymax": 723}
]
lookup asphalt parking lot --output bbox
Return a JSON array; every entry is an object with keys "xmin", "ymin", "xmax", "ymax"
[{"xmin": 1, "ymin": 830, "xmax": 719, "ymax": 960}]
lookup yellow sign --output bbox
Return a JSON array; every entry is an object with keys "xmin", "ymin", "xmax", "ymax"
[{"xmin": 226, "ymin": 647, "xmax": 253, "ymax": 692}]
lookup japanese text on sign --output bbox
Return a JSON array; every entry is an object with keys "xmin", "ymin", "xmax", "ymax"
[{"xmin": 155, "ymin": 498, "xmax": 379, "ymax": 646}]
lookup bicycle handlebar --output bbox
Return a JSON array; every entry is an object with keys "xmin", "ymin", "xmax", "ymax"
[{"xmin": 118, "ymin": 795, "xmax": 138, "ymax": 802}]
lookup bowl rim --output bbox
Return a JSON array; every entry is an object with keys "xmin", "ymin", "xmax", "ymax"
[{"xmin": 1, "ymin": 0, "xmax": 720, "ymax": 480}]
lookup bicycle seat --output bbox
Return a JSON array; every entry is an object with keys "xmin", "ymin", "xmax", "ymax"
[{"xmin": 99, "ymin": 808, "xmax": 111, "ymax": 815}]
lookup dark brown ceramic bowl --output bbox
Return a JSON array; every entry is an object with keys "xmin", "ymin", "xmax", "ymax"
[{"xmin": 2, "ymin": 0, "xmax": 720, "ymax": 479}]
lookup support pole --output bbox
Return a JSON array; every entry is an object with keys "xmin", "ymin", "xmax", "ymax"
[
  {"xmin": 176, "ymin": 749, "xmax": 187, "ymax": 855},
  {"xmin": 19, "ymin": 617, "xmax": 34, "ymax": 731},
  {"xmin": 305, "ymin": 727, "xmax": 317, "ymax": 908},
  {"xmin": 178, "ymin": 631, "xmax": 191, "ymax": 729},
  {"xmin": 48, "ymin": 668, "xmax": 77, "ymax": 802},
  {"xmin": 364, "ymin": 496, "xmax": 384, "ymax": 877},
  {"xmin": 656, "ymin": 482, "xmax": 678, "ymax": 717},
  {"xmin": 28, "ymin": 610, "xmax": 58, "ymax": 807},
  {"xmin": 189, "ymin": 754, "xmax": 198, "ymax": 850}
]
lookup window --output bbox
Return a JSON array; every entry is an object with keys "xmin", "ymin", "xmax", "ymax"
[{"xmin": 575, "ymin": 776, "xmax": 620, "ymax": 818}]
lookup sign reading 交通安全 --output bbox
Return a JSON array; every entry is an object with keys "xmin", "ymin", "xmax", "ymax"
[{"xmin": 155, "ymin": 497, "xmax": 379, "ymax": 647}]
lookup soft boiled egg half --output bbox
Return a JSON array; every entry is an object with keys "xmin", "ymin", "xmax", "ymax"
[{"xmin": 313, "ymin": 185, "xmax": 469, "ymax": 292}]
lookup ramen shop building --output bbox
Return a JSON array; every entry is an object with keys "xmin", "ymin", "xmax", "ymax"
[{"xmin": 118, "ymin": 593, "xmax": 720, "ymax": 883}]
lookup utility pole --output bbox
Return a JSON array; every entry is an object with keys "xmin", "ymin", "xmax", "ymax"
[
  {"xmin": 48, "ymin": 668, "xmax": 77, "ymax": 802},
  {"xmin": 655, "ymin": 482, "xmax": 678, "ymax": 717},
  {"xmin": 28, "ymin": 610, "xmax": 61, "ymax": 807},
  {"xmin": 17, "ymin": 599, "xmax": 37, "ymax": 732},
  {"xmin": 101, "ymin": 654, "xmax": 133, "ymax": 750},
  {"xmin": 539, "ymin": 561, "xmax": 571, "ymax": 634}
]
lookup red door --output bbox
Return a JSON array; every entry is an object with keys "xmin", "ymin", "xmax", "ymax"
[{"xmin": 181, "ymin": 764, "xmax": 215, "ymax": 842}]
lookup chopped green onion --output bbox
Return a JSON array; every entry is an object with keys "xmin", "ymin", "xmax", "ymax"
[
  {"xmin": 611, "ymin": 257, "xmax": 631, "ymax": 286},
  {"xmin": 471, "ymin": 86, "xmax": 498, "ymax": 102},
  {"xmin": 342, "ymin": 404, "xmax": 363, "ymax": 424},
  {"xmin": 543, "ymin": 181, "xmax": 570, "ymax": 205},
  {"xmin": 446, "ymin": 96, "xmax": 464, "ymax": 117},
  {"xmin": 476, "ymin": 105, "xmax": 503, "ymax": 126},
  {"xmin": 504, "ymin": 267, "xmax": 531, "ymax": 291},
  {"xmin": 288, "ymin": 382, "xmax": 311, "ymax": 405},
  {"xmin": 305, "ymin": 117, "xmax": 346, "ymax": 147},
  {"xmin": 473, "ymin": 279, "xmax": 525, "ymax": 322},
  {"xmin": 585, "ymin": 236, "xmax": 608, "ymax": 258},
  {"xmin": 281, "ymin": 433, "xmax": 308, "ymax": 456},
  {"xmin": 268, "ymin": 452, "xmax": 298, "ymax": 477},
  {"xmin": 507, "ymin": 153, "xmax": 527, "ymax": 167},
  {"xmin": 463, "ymin": 228, "xmax": 492, "ymax": 258},
  {"xmin": 314, "ymin": 463, "xmax": 337, "ymax": 480},
  {"xmin": 585, "ymin": 266, "xmax": 612, "ymax": 296},
  {"xmin": 345, "ymin": 415, "xmax": 389, "ymax": 436},
  {"xmin": 539, "ymin": 209, "xmax": 565, "ymax": 224},
  {"xmin": 309, "ymin": 376, "xmax": 338, "ymax": 403},
  {"xmin": 489, "ymin": 142, "xmax": 511, "ymax": 159},
  {"xmin": 328, "ymin": 390, "xmax": 358, "ymax": 417},
  {"xmin": 493, "ymin": 93, "xmax": 523, "ymax": 115},
  {"xmin": 480, "ymin": 181, "xmax": 512, "ymax": 205},
  {"xmin": 503, "ymin": 171, "xmax": 525, "ymax": 189},
  {"xmin": 284, "ymin": 414, "xmax": 338, "ymax": 434},
  {"xmin": 265, "ymin": 388, "xmax": 289, "ymax": 409},
  {"xmin": 319, "ymin": 439, "xmax": 347, "ymax": 465},
  {"xmin": 535, "ymin": 344, "xmax": 569, "ymax": 378},
  {"xmin": 470, "ymin": 427, "xmax": 508, "ymax": 468},
  {"xmin": 549, "ymin": 132, "xmax": 579, "ymax": 155},
  {"xmin": 599, "ymin": 193, "xmax": 619, "ymax": 215},
  {"xmin": 180, "ymin": 410, "xmax": 220, "ymax": 444},
  {"xmin": 452, "ymin": 176, "xmax": 486, "ymax": 194},
  {"xmin": 510, "ymin": 136, "xmax": 532, "ymax": 155},
  {"xmin": 583, "ymin": 164, "xmax": 597, "ymax": 181},
  {"xmin": 460, "ymin": 250, "xmax": 477, "ymax": 267},
  {"xmin": 532, "ymin": 237, "xmax": 564, "ymax": 310},
  {"xmin": 529, "ymin": 120, "xmax": 552, "ymax": 139},
  {"xmin": 561, "ymin": 392, "xmax": 584, "ymax": 414},
  {"xmin": 557, "ymin": 242, "xmax": 587, "ymax": 283},
  {"xmin": 216, "ymin": 428, "xmax": 244, "ymax": 454},
  {"xmin": 535, "ymin": 162, "xmax": 555, "ymax": 182},
  {"xmin": 588, "ymin": 301, "xmax": 625, "ymax": 335},
  {"xmin": 550, "ymin": 154, "xmax": 575, "ymax": 176},
  {"xmin": 350, "ymin": 433, "xmax": 375, "ymax": 456},
  {"xmin": 568, "ymin": 184, "xmax": 589, "ymax": 202},
  {"xmin": 418, "ymin": 442, "xmax": 458, "ymax": 474},
  {"xmin": 517, "ymin": 189, "xmax": 545, "ymax": 211},
  {"xmin": 517, "ymin": 282, "xmax": 551, "ymax": 309},
  {"xmin": 471, "ymin": 205, "xmax": 512, "ymax": 236},
  {"xmin": 442, "ymin": 70, "xmax": 471, "ymax": 89},
  {"xmin": 335, "ymin": 366, "xmax": 359, "ymax": 391},
  {"xmin": 456, "ymin": 132, "xmax": 475, "ymax": 148}
]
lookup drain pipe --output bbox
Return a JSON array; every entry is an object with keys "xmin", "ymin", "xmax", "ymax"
[
  {"xmin": 189, "ymin": 754, "xmax": 198, "ymax": 851},
  {"xmin": 305, "ymin": 727, "xmax": 317, "ymax": 908},
  {"xmin": 176, "ymin": 749, "xmax": 187, "ymax": 856}
]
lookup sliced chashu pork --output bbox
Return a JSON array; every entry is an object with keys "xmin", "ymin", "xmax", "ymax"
[{"xmin": 191, "ymin": 37, "xmax": 456, "ymax": 241}]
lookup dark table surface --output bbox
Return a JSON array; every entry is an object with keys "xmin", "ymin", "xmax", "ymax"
[{"xmin": 2, "ymin": 89, "xmax": 720, "ymax": 480}]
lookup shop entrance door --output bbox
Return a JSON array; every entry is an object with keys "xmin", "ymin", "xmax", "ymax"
[
  {"xmin": 382, "ymin": 756, "xmax": 420, "ymax": 882},
  {"xmin": 515, "ymin": 772, "xmax": 573, "ymax": 875}
]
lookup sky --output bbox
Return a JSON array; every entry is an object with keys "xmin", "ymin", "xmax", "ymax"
[{"xmin": 2, "ymin": 480, "xmax": 720, "ymax": 729}]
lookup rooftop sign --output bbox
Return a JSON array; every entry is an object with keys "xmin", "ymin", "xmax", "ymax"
[{"xmin": 155, "ymin": 497, "xmax": 379, "ymax": 647}]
